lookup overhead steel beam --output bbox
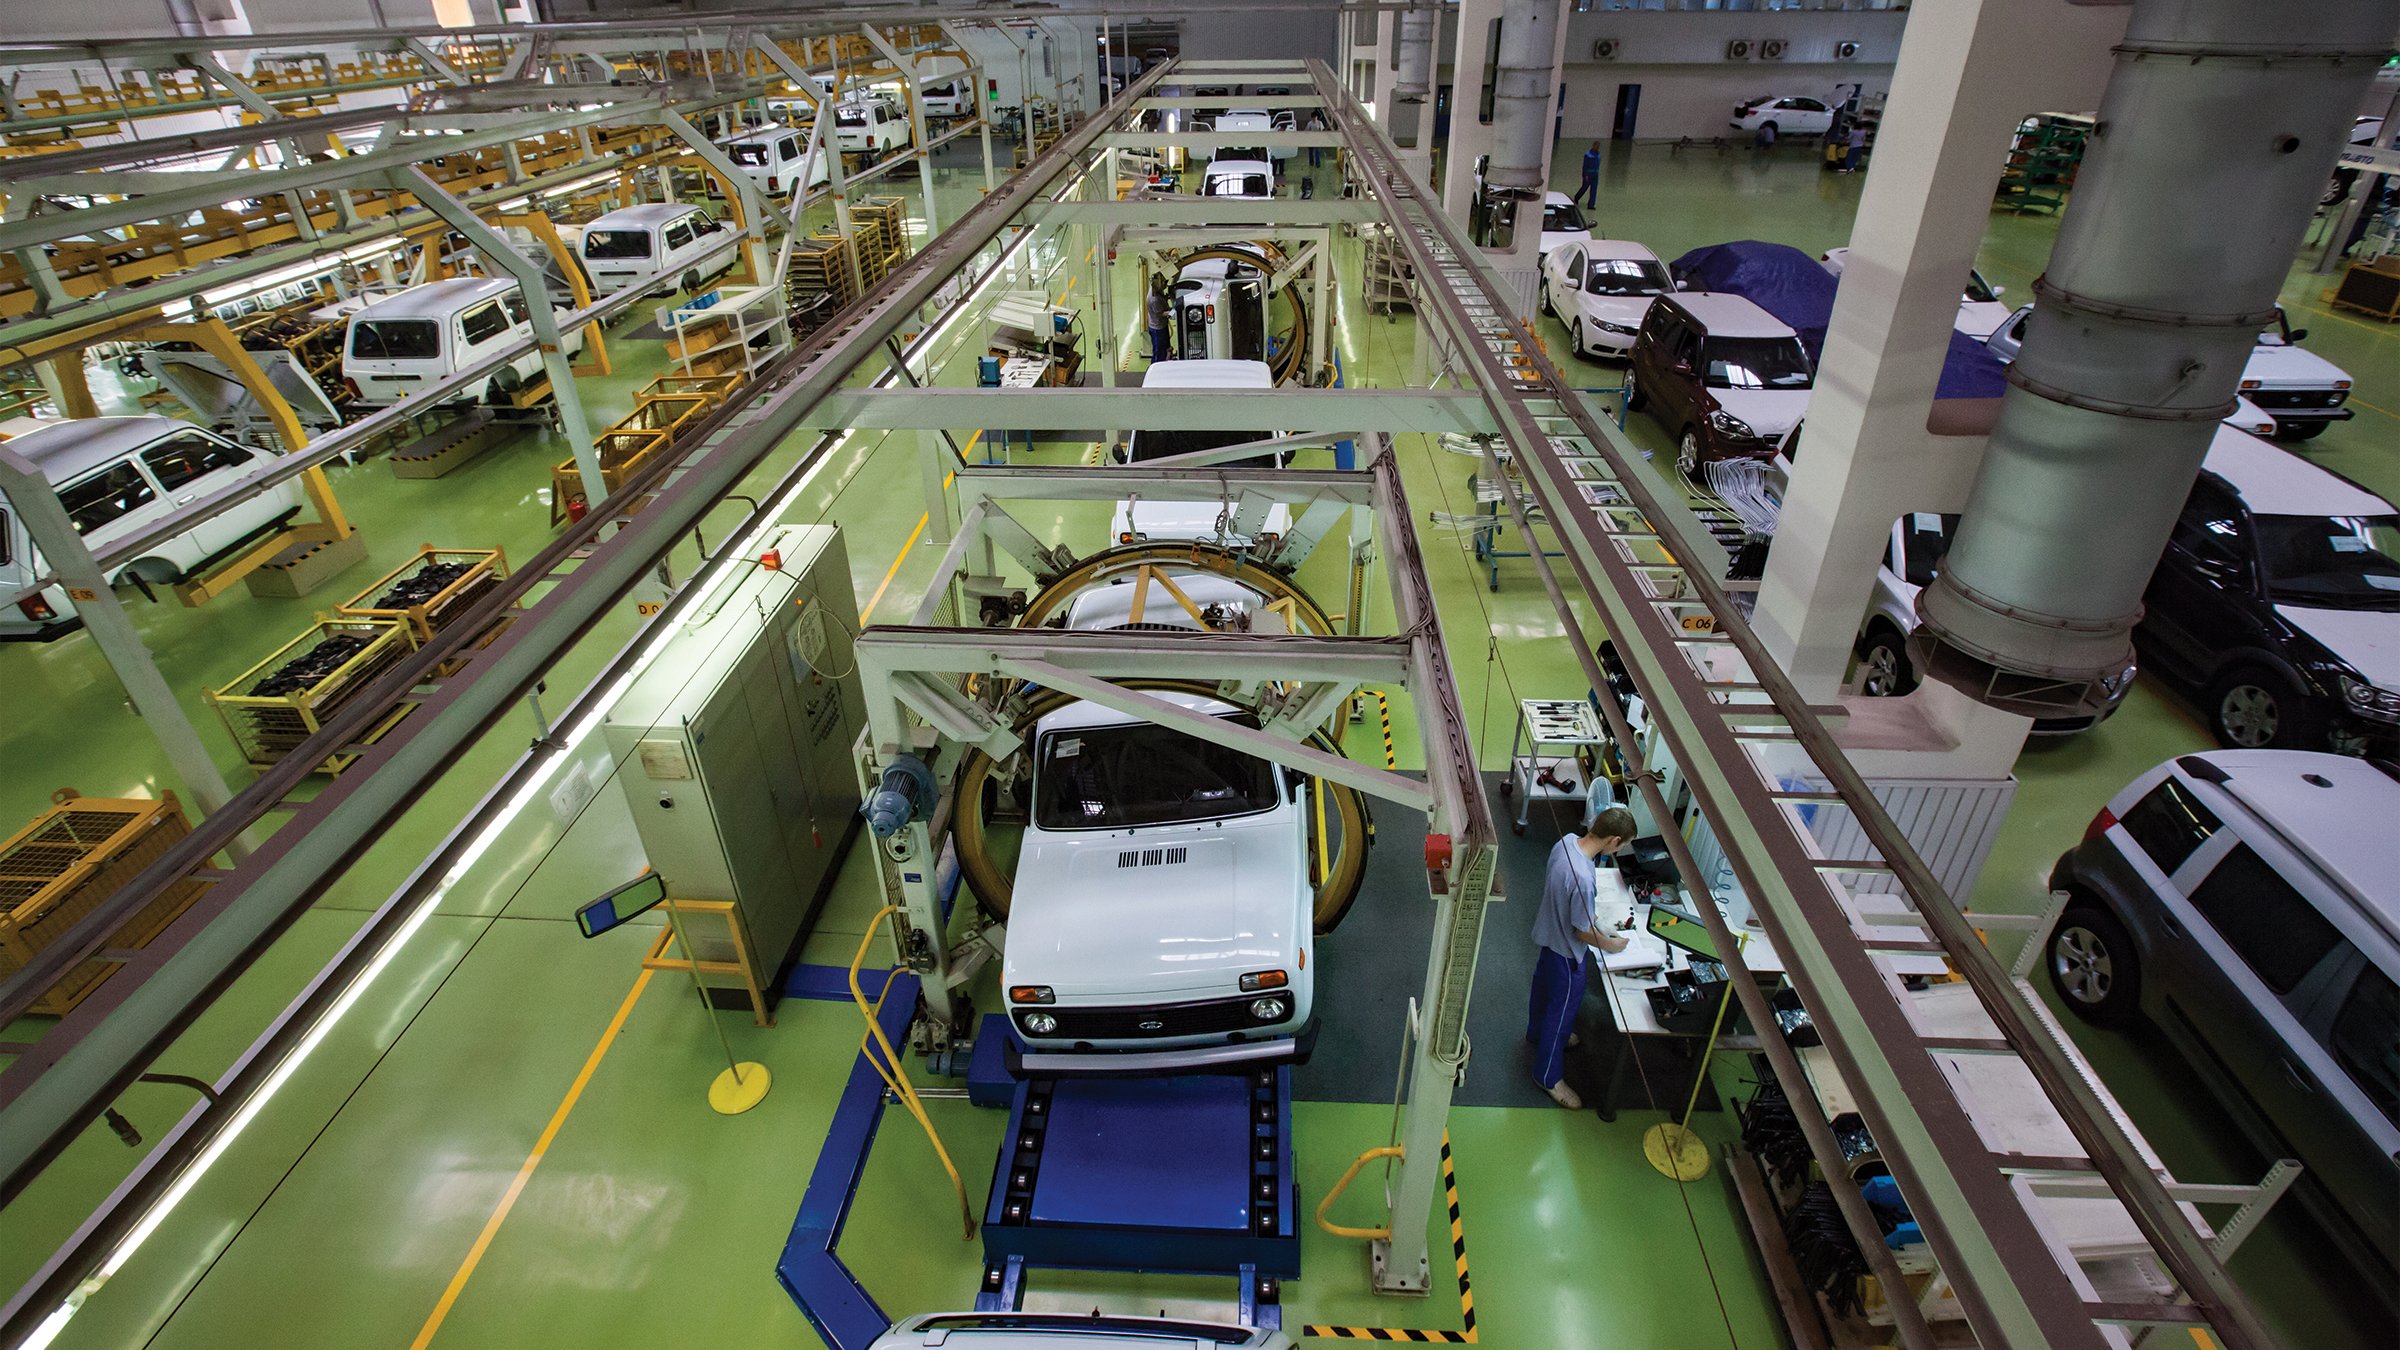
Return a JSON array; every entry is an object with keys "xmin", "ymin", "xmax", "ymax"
[
  {"xmin": 797, "ymin": 387, "xmax": 1494, "ymax": 434},
  {"xmin": 1097, "ymin": 131, "xmax": 1344, "ymax": 149},
  {"xmin": 1025, "ymin": 199, "xmax": 1380, "ymax": 226},
  {"xmin": 953, "ymin": 463, "xmax": 1377, "ymax": 506}
]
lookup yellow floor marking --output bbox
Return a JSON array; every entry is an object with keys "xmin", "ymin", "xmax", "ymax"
[
  {"xmin": 2342, "ymin": 393, "xmax": 2397, "ymax": 422},
  {"xmin": 410, "ymin": 968, "xmax": 655, "ymax": 1349},
  {"xmin": 860, "ymin": 438, "xmax": 977, "ymax": 623}
]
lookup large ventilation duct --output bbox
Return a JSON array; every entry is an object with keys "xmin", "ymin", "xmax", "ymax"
[
  {"xmin": 1484, "ymin": 0, "xmax": 1560, "ymax": 191},
  {"xmin": 1910, "ymin": 0, "xmax": 2397, "ymax": 717},
  {"xmin": 1391, "ymin": 3, "xmax": 1436, "ymax": 148}
]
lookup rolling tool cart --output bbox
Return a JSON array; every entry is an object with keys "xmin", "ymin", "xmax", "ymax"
[{"xmin": 1495, "ymin": 698, "xmax": 1613, "ymax": 834}]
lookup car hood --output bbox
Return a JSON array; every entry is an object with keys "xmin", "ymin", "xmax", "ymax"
[
  {"xmin": 1004, "ymin": 819, "xmax": 1306, "ymax": 999},
  {"xmin": 2277, "ymin": 604, "xmax": 2400, "ymax": 688},
  {"xmin": 1571, "ymin": 292, "xmax": 1658, "ymax": 330},
  {"xmin": 1116, "ymin": 498, "xmax": 1295, "ymax": 544},
  {"xmin": 2246, "ymin": 342, "xmax": 2349, "ymax": 389},
  {"xmin": 1711, "ymin": 387, "xmax": 1811, "ymax": 439},
  {"xmin": 1956, "ymin": 300, "xmax": 2012, "ymax": 340}
]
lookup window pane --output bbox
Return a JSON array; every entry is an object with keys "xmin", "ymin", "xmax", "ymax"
[
  {"xmin": 60, "ymin": 462, "xmax": 156, "ymax": 534},
  {"xmin": 2172, "ymin": 484, "xmax": 2245, "ymax": 562},
  {"xmin": 2186, "ymin": 844, "xmax": 2341, "ymax": 994},
  {"xmin": 459, "ymin": 303, "xmax": 508, "ymax": 346},
  {"xmin": 502, "ymin": 294, "xmax": 530, "ymax": 326},
  {"xmin": 2118, "ymin": 778, "xmax": 2222, "ymax": 874},
  {"xmin": 350, "ymin": 319, "xmax": 440, "ymax": 360},
  {"xmin": 2330, "ymin": 966, "xmax": 2399, "ymax": 1128},
  {"xmin": 582, "ymin": 229, "xmax": 652, "ymax": 259},
  {"xmin": 142, "ymin": 432, "xmax": 250, "ymax": 491},
  {"xmin": 1034, "ymin": 717, "xmax": 1279, "ymax": 830}
]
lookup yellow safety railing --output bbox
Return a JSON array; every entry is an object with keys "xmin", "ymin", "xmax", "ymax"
[
  {"xmin": 848, "ymin": 905, "xmax": 977, "ymax": 1239},
  {"xmin": 1315, "ymin": 1145, "xmax": 1405, "ymax": 1240}
]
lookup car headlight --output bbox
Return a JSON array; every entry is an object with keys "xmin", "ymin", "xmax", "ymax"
[
  {"xmin": 2339, "ymin": 673, "xmax": 2400, "ymax": 720},
  {"xmin": 1596, "ymin": 320, "xmax": 1638, "ymax": 335},
  {"xmin": 1022, "ymin": 1011, "xmax": 1059, "ymax": 1035},
  {"xmin": 1249, "ymin": 997, "xmax": 1290, "ymax": 1022},
  {"xmin": 1708, "ymin": 410, "xmax": 1756, "ymax": 440}
]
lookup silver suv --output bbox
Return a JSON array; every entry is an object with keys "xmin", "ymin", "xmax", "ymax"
[{"xmin": 2046, "ymin": 750, "xmax": 2399, "ymax": 1273}]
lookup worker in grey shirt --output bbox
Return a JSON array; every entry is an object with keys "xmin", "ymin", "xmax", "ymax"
[
  {"xmin": 1145, "ymin": 276, "xmax": 1172, "ymax": 362},
  {"xmin": 1526, "ymin": 806, "xmax": 1636, "ymax": 1109}
]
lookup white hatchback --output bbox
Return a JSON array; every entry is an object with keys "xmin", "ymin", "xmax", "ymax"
[
  {"xmin": 1001, "ymin": 573, "xmax": 1315, "ymax": 1073},
  {"xmin": 1541, "ymin": 239, "xmax": 1673, "ymax": 359},
  {"xmin": 1730, "ymin": 95, "xmax": 1835, "ymax": 136}
]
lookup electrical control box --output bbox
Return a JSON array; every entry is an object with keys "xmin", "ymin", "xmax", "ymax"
[{"xmin": 602, "ymin": 524, "xmax": 865, "ymax": 996}]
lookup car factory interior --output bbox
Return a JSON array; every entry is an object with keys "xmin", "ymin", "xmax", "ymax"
[{"xmin": 0, "ymin": 1, "xmax": 2394, "ymax": 1348}]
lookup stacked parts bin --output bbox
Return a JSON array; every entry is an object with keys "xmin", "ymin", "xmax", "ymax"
[
  {"xmin": 0, "ymin": 790, "xmax": 214, "ymax": 1014},
  {"xmin": 207, "ymin": 618, "xmax": 417, "ymax": 773}
]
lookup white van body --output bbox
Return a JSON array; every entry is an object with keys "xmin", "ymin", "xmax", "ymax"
[
  {"xmin": 1115, "ymin": 360, "xmax": 1293, "ymax": 545},
  {"xmin": 0, "ymin": 416, "xmax": 303, "ymax": 639},
  {"xmin": 920, "ymin": 79, "xmax": 973, "ymax": 120},
  {"xmin": 835, "ymin": 96, "xmax": 910, "ymax": 155},
  {"xmin": 1213, "ymin": 108, "xmax": 1291, "ymax": 163},
  {"xmin": 1001, "ymin": 572, "xmax": 1315, "ymax": 1073},
  {"xmin": 1202, "ymin": 157, "xmax": 1275, "ymax": 200},
  {"xmin": 342, "ymin": 277, "xmax": 584, "ymax": 409},
  {"xmin": 718, "ymin": 125, "xmax": 831, "ymax": 197},
  {"xmin": 578, "ymin": 203, "xmax": 737, "ymax": 298}
]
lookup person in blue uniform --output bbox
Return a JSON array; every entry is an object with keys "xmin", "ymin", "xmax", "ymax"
[{"xmin": 1527, "ymin": 806, "xmax": 1636, "ymax": 1109}]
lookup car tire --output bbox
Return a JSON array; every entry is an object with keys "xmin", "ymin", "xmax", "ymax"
[
  {"xmin": 1623, "ymin": 368, "xmax": 1645, "ymax": 413},
  {"xmin": 680, "ymin": 269, "xmax": 703, "ymax": 294},
  {"xmin": 2047, "ymin": 903, "xmax": 2140, "ymax": 1027},
  {"xmin": 2278, "ymin": 420, "xmax": 2329, "ymax": 441},
  {"xmin": 1568, "ymin": 319, "xmax": 1587, "ymax": 360},
  {"xmin": 1759, "ymin": 120, "xmax": 1779, "ymax": 137},
  {"xmin": 1857, "ymin": 627, "xmax": 1916, "ymax": 697},
  {"xmin": 1541, "ymin": 282, "xmax": 1556, "ymax": 319},
  {"xmin": 2207, "ymin": 666, "xmax": 2326, "ymax": 750},
  {"xmin": 1676, "ymin": 428, "xmax": 1702, "ymax": 478}
]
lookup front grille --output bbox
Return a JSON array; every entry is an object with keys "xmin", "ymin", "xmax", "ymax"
[
  {"xmin": 1022, "ymin": 994, "xmax": 1286, "ymax": 1039},
  {"xmin": 2246, "ymin": 389, "xmax": 2346, "ymax": 411}
]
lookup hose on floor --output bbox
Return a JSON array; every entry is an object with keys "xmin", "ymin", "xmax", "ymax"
[{"xmin": 849, "ymin": 905, "xmax": 977, "ymax": 1240}]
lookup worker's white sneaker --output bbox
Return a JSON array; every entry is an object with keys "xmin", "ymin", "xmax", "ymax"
[{"xmin": 1545, "ymin": 1080, "xmax": 1583, "ymax": 1110}]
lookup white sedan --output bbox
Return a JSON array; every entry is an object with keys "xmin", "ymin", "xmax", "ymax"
[
  {"xmin": 1540, "ymin": 239, "xmax": 1674, "ymax": 358},
  {"xmin": 1730, "ymin": 95, "xmax": 1835, "ymax": 137},
  {"xmin": 1819, "ymin": 246, "xmax": 2011, "ymax": 339}
]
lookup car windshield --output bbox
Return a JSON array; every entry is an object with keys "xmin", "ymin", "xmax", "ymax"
[
  {"xmin": 582, "ymin": 229, "xmax": 651, "ymax": 259},
  {"xmin": 728, "ymin": 143, "xmax": 770, "ymax": 166},
  {"xmin": 1586, "ymin": 257, "xmax": 1670, "ymax": 297},
  {"xmin": 1544, "ymin": 202, "xmax": 1588, "ymax": 233},
  {"xmin": 1207, "ymin": 172, "xmax": 1271, "ymax": 197},
  {"xmin": 1035, "ymin": 715, "xmax": 1279, "ymax": 830},
  {"xmin": 1127, "ymin": 427, "xmax": 1275, "ymax": 467},
  {"xmin": 2255, "ymin": 513, "xmax": 2400, "ymax": 609},
  {"xmin": 349, "ymin": 319, "xmax": 440, "ymax": 360},
  {"xmin": 1964, "ymin": 270, "xmax": 2000, "ymax": 303},
  {"xmin": 1703, "ymin": 337, "xmax": 1812, "ymax": 390}
]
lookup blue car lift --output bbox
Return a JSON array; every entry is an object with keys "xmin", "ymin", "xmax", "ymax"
[{"xmin": 973, "ymin": 1047, "xmax": 1297, "ymax": 1327}]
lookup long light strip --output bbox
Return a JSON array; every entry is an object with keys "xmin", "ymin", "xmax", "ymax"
[{"xmin": 20, "ymin": 148, "xmax": 1094, "ymax": 1350}]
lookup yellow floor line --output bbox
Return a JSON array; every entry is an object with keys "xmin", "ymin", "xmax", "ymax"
[
  {"xmin": 408, "ymin": 968, "xmax": 655, "ymax": 1349},
  {"xmin": 862, "ymin": 513, "xmax": 930, "ymax": 623},
  {"xmin": 2342, "ymin": 393, "xmax": 2397, "ymax": 422}
]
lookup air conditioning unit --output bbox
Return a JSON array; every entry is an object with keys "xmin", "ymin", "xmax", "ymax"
[
  {"xmin": 1725, "ymin": 39, "xmax": 1754, "ymax": 60},
  {"xmin": 1834, "ymin": 40, "xmax": 1862, "ymax": 60},
  {"xmin": 1593, "ymin": 37, "xmax": 1620, "ymax": 60},
  {"xmin": 1760, "ymin": 38, "xmax": 1789, "ymax": 61}
]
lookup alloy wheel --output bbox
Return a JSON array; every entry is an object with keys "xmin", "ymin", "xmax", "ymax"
[
  {"xmin": 2051, "ymin": 925, "xmax": 2114, "ymax": 1006},
  {"xmin": 2218, "ymin": 684, "xmax": 2280, "ymax": 747}
]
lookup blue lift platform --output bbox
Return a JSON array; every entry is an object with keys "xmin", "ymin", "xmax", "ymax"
[
  {"xmin": 778, "ymin": 994, "xmax": 1299, "ymax": 1346},
  {"xmin": 972, "ymin": 1047, "xmax": 1298, "ymax": 1326}
]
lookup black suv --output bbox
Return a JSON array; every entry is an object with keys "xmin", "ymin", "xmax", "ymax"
[{"xmin": 2139, "ymin": 429, "xmax": 2400, "ymax": 754}]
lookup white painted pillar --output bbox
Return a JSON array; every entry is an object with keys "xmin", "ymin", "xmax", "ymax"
[
  {"xmin": 1440, "ymin": 0, "xmax": 1503, "ymax": 221},
  {"xmin": 1749, "ymin": 0, "xmax": 2131, "ymax": 771}
]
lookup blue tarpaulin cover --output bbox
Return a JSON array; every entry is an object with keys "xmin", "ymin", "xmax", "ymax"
[{"xmin": 1670, "ymin": 241, "xmax": 2008, "ymax": 401}]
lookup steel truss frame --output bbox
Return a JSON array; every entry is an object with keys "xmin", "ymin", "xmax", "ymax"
[{"xmin": 1310, "ymin": 56, "xmax": 2279, "ymax": 1350}]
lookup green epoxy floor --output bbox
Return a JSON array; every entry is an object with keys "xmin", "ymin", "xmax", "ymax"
[{"xmin": 3, "ymin": 137, "xmax": 2394, "ymax": 1349}]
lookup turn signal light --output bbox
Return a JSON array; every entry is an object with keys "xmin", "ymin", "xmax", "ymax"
[
  {"xmin": 1009, "ymin": 985, "xmax": 1055, "ymax": 1004},
  {"xmin": 1239, "ymin": 970, "xmax": 1288, "ymax": 992},
  {"xmin": 18, "ymin": 595, "xmax": 56, "ymax": 622},
  {"xmin": 2239, "ymin": 379, "xmax": 2262, "ymax": 390}
]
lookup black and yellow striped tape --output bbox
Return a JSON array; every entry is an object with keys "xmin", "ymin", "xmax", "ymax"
[{"xmin": 1302, "ymin": 1133, "xmax": 1474, "ymax": 1342}]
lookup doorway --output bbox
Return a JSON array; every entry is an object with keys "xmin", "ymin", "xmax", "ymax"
[{"xmin": 1612, "ymin": 84, "xmax": 1641, "ymax": 141}]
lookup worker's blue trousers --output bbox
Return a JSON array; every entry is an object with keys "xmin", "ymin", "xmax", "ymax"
[{"xmin": 1525, "ymin": 947, "xmax": 1586, "ymax": 1090}]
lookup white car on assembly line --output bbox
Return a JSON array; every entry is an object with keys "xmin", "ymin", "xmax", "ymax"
[
  {"xmin": 1001, "ymin": 573, "xmax": 1316, "ymax": 1073},
  {"xmin": 1541, "ymin": 239, "xmax": 1673, "ymax": 359},
  {"xmin": 1819, "ymin": 247, "xmax": 2012, "ymax": 339},
  {"xmin": 1988, "ymin": 302, "xmax": 2354, "ymax": 440}
]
